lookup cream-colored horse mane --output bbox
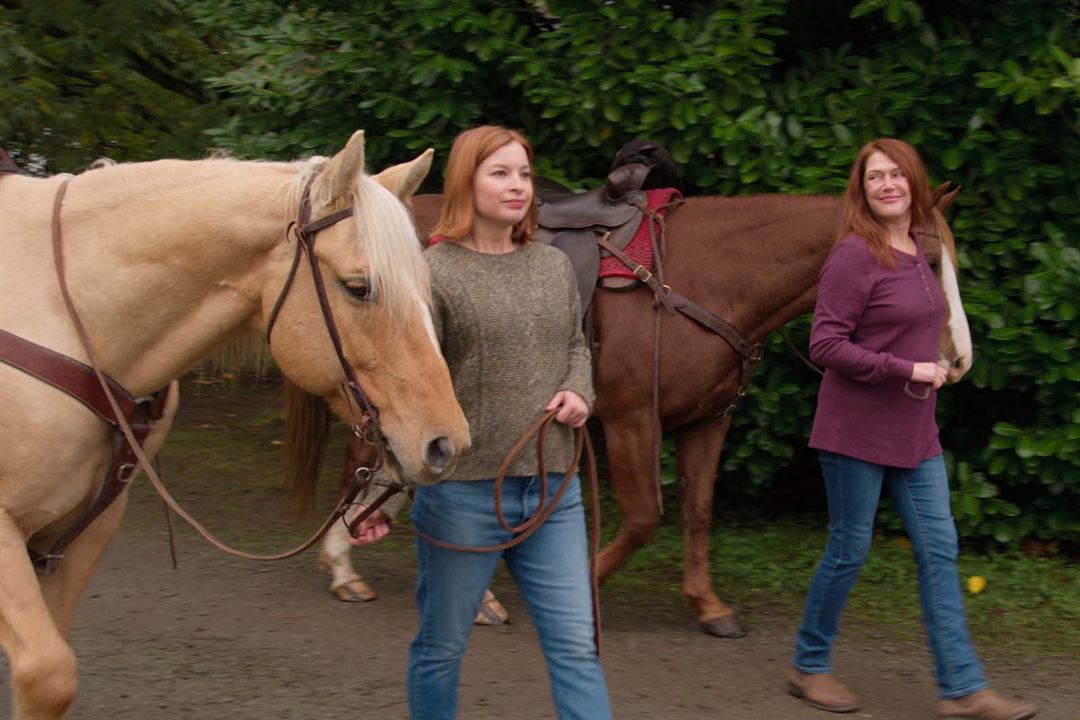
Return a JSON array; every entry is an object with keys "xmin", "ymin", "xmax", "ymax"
[
  {"xmin": 196, "ymin": 155, "xmax": 433, "ymax": 378},
  {"xmin": 287, "ymin": 157, "xmax": 430, "ymax": 327}
]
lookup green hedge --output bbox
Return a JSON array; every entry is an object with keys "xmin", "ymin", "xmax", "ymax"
[{"xmin": 8, "ymin": 1, "xmax": 1076, "ymax": 545}]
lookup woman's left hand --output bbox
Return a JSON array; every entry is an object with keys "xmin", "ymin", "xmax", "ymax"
[
  {"xmin": 346, "ymin": 507, "xmax": 391, "ymax": 546},
  {"xmin": 546, "ymin": 390, "xmax": 590, "ymax": 428}
]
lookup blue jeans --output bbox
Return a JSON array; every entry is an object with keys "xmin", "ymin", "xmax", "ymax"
[
  {"xmin": 794, "ymin": 452, "xmax": 987, "ymax": 699},
  {"xmin": 407, "ymin": 474, "xmax": 611, "ymax": 720}
]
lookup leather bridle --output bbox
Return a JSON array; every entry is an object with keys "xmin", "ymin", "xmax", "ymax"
[
  {"xmin": 263, "ymin": 168, "xmax": 406, "ymax": 537},
  {"xmin": 266, "ymin": 170, "xmax": 379, "ymax": 441}
]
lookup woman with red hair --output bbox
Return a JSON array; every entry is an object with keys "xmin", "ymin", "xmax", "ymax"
[
  {"xmin": 787, "ymin": 139, "xmax": 1037, "ymax": 720},
  {"xmin": 356, "ymin": 125, "xmax": 610, "ymax": 720}
]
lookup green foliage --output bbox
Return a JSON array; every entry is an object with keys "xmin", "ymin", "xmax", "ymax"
[
  {"xmin": 0, "ymin": 0, "xmax": 229, "ymax": 172},
  {"xmin": 187, "ymin": 0, "xmax": 542, "ymax": 174},
  {"xmin": 4, "ymin": 0, "xmax": 1077, "ymax": 545}
]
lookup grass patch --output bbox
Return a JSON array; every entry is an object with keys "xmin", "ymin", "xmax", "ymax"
[{"xmin": 600, "ymin": 504, "xmax": 1080, "ymax": 664}]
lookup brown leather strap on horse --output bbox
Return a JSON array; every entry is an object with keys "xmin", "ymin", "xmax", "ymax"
[
  {"xmin": 266, "ymin": 173, "xmax": 381, "ymax": 436},
  {"xmin": 0, "ymin": 328, "xmax": 170, "ymax": 572},
  {"xmin": 779, "ymin": 326, "xmax": 824, "ymax": 377},
  {"xmin": 414, "ymin": 409, "xmax": 603, "ymax": 653},
  {"xmin": 43, "ymin": 173, "xmax": 396, "ymax": 565},
  {"xmin": 595, "ymin": 216, "xmax": 763, "ymax": 515},
  {"xmin": 595, "ymin": 233, "xmax": 764, "ymax": 417}
]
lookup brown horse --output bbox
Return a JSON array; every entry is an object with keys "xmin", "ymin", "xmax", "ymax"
[{"xmin": 314, "ymin": 187, "xmax": 971, "ymax": 636}]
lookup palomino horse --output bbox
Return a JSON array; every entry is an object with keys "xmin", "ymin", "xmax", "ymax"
[
  {"xmin": 0, "ymin": 132, "xmax": 469, "ymax": 720},
  {"xmin": 315, "ymin": 186, "xmax": 972, "ymax": 636}
]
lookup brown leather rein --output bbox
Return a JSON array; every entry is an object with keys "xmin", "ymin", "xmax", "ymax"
[
  {"xmin": 16, "ymin": 168, "xmax": 398, "ymax": 570},
  {"xmin": 415, "ymin": 410, "xmax": 603, "ymax": 653}
]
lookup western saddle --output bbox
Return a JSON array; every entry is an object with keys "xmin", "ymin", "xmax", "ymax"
[{"xmin": 535, "ymin": 162, "xmax": 658, "ymax": 311}]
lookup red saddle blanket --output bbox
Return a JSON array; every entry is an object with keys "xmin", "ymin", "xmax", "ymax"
[{"xmin": 597, "ymin": 188, "xmax": 681, "ymax": 280}]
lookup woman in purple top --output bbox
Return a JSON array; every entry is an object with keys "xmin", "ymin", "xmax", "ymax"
[{"xmin": 786, "ymin": 139, "xmax": 1037, "ymax": 720}]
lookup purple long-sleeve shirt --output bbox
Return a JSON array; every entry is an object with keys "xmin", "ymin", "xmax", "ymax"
[{"xmin": 808, "ymin": 234, "xmax": 946, "ymax": 468}]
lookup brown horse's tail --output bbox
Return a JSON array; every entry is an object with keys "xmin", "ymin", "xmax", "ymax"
[{"xmin": 283, "ymin": 378, "xmax": 330, "ymax": 515}]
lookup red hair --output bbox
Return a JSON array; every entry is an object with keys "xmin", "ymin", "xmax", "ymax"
[
  {"xmin": 838, "ymin": 138, "xmax": 932, "ymax": 267},
  {"xmin": 432, "ymin": 125, "xmax": 538, "ymax": 245}
]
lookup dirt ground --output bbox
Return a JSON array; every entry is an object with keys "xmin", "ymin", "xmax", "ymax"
[{"xmin": 3, "ymin": 382, "xmax": 1075, "ymax": 720}]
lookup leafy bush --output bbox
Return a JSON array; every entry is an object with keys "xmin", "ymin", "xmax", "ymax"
[
  {"xmin": 189, "ymin": 0, "xmax": 1080, "ymax": 546},
  {"xmin": 7, "ymin": 0, "xmax": 1076, "ymax": 544}
]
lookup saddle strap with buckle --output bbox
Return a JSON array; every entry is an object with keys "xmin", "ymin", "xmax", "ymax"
[
  {"xmin": 595, "ymin": 233, "xmax": 764, "ymax": 418},
  {"xmin": 0, "ymin": 328, "xmax": 170, "ymax": 573}
]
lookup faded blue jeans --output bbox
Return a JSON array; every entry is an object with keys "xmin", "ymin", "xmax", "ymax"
[
  {"xmin": 407, "ymin": 474, "xmax": 611, "ymax": 720},
  {"xmin": 794, "ymin": 451, "xmax": 987, "ymax": 699}
]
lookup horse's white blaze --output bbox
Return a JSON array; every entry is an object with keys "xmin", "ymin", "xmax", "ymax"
[
  {"xmin": 419, "ymin": 299, "xmax": 440, "ymax": 352},
  {"xmin": 939, "ymin": 249, "xmax": 973, "ymax": 376}
]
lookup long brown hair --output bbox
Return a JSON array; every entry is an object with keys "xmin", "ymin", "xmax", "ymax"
[
  {"xmin": 838, "ymin": 138, "xmax": 932, "ymax": 267},
  {"xmin": 431, "ymin": 125, "xmax": 538, "ymax": 244}
]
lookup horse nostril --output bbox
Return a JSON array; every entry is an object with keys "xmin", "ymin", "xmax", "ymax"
[
  {"xmin": 952, "ymin": 356, "xmax": 965, "ymax": 369},
  {"xmin": 424, "ymin": 436, "xmax": 453, "ymax": 474}
]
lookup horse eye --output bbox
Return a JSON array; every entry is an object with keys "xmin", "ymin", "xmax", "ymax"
[{"xmin": 343, "ymin": 279, "xmax": 375, "ymax": 302}]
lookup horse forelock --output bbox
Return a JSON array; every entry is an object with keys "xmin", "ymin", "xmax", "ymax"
[
  {"xmin": 286, "ymin": 158, "xmax": 431, "ymax": 329},
  {"xmin": 353, "ymin": 175, "xmax": 431, "ymax": 328}
]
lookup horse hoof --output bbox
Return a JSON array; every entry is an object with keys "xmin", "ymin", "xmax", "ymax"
[
  {"xmin": 700, "ymin": 613, "xmax": 745, "ymax": 638},
  {"xmin": 331, "ymin": 579, "xmax": 377, "ymax": 603},
  {"xmin": 474, "ymin": 590, "xmax": 510, "ymax": 625}
]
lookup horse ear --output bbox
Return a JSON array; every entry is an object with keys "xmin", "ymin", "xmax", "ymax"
[
  {"xmin": 930, "ymin": 181, "xmax": 950, "ymax": 205},
  {"xmin": 323, "ymin": 130, "xmax": 367, "ymax": 202},
  {"xmin": 372, "ymin": 148, "xmax": 434, "ymax": 201},
  {"xmin": 937, "ymin": 185, "xmax": 962, "ymax": 215}
]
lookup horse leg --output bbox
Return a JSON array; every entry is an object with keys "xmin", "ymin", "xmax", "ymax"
[
  {"xmin": 596, "ymin": 411, "xmax": 662, "ymax": 584},
  {"xmin": 677, "ymin": 417, "xmax": 745, "ymax": 638},
  {"xmin": 319, "ymin": 514, "xmax": 509, "ymax": 621},
  {"xmin": 319, "ymin": 517, "xmax": 376, "ymax": 602},
  {"xmin": 319, "ymin": 438, "xmax": 377, "ymax": 602},
  {"xmin": 37, "ymin": 494, "xmax": 129, "ymax": 639},
  {"xmin": 322, "ymin": 437, "xmax": 509, "ymax": 623},
  {"xmin": 0, "ymin": 511, "xmax": 78, "ymax": 720}
]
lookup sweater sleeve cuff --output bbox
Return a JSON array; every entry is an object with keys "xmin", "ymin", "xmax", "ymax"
[
  {"xmin": 890, "ymin": 357, "xmax": 915, "ymax": 381},
  {"xmin": 559, "ymin": 383, "xmax": 595, "ymax": 412}
]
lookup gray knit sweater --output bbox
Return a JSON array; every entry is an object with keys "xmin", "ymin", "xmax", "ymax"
[
  {"xmin": 363, "ymin": 239, "xmax": 594, "ymax": 517},
  {"xmin": 426, "ymin": 239, "xmax": 594, "ymax": 482}
]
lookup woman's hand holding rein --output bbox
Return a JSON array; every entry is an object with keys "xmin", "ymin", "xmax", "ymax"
[
  {"xmin": 911, "ymin": 361, "xmax": 947, "ymax": 389},
  {"xmin": 546, "ymin": 390, "xmax": 590, "ymax": 428}
]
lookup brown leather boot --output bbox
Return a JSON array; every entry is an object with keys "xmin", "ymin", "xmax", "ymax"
[
  {"xmin": 939, "ymin": 689, "xmax": 1038, "ymax": 720},
  {"xmin": 786, "ymin": 669, "xmax": 859, "ymax": 713}
]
